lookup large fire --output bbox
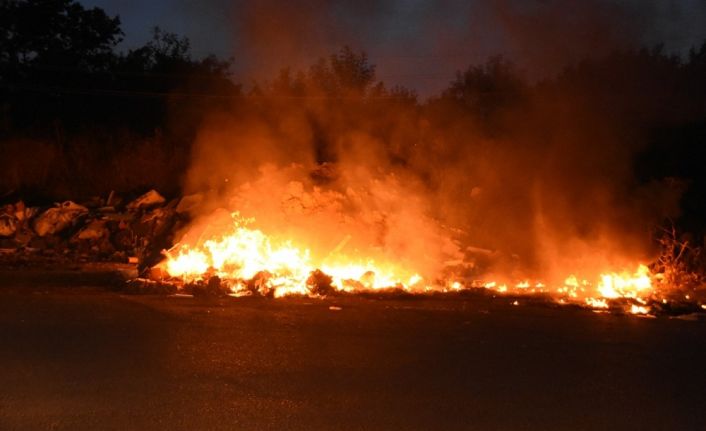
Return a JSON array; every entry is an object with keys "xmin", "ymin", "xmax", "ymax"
[
  {"xmin": 159, "ymin": 211, "xmax": 665, "ymax": 314},
  {"xmin": 163, "ymin": 212, "xmax": 425, "ymax": 298}
]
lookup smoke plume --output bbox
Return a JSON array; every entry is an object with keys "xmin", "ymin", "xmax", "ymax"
[{"xmin": 172, "ymin": 0, "xmax": 694, "ymax": 284}]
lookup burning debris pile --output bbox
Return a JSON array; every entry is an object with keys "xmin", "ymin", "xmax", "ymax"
[
  {"xmin": 3, "ymin": 180, "xmax": 706, "ymax": 318},
  {"xmin": 149, "ymin": 212, "xmax": 706, "ymax": 317},
  {"xmin": 139, "ymin": 162, "xmax": 461, "ymax": 298},
  {"xmin": 133, "ymin": 162, "xmax": 706, "ymax": 317}
]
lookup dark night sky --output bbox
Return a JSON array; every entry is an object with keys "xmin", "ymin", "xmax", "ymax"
[{"xmin": 81, "ymin": 0, "xmax": 706, "ymax": 96}]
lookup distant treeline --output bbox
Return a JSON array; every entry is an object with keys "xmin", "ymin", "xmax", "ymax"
[{"xmin": 2, "ymin": 0, "xmax": 706, "ymax": 237}]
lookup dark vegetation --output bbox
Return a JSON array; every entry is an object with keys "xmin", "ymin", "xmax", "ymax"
[
  {"xmin": 1, "ymin": 0, "xmax": 706, "ymax": 259},
  {"xmin": 0, "ymin": 0, "xmax": 238, "ymax": 198}
]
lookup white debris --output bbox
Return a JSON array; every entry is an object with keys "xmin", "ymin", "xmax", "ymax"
[
  {"xmin": 329, "ymin": 305, "xmax": 343, "ymax": 311},
  {"xmin": 127, "ymin": 190, "xmax": 166, "ymax": 210},
  {"xmin": 33, "ymin": 201, "xmax": 88, "ymax": 237}
]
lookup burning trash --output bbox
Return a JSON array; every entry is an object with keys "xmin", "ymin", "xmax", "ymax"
[
  {"xmin": 1, "ymin": 182, "xmax": 704, "ymax": 320},
  {"xmin": 149, "ymin": 200, "xmax": 699, "ymax": 317}
]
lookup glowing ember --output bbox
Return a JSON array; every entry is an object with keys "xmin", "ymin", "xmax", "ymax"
[
  {"xmin": 630, "ymin": 304, "xmax": 650, "ymax": 315},
  {"xmin": 585, "ymin": 298, "xmax": 609, "ymax": 309}
]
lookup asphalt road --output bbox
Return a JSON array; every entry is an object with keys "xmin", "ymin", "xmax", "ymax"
[{"xmin": 0, "ymin": 281, "xmax": 705, "ymax": 430}]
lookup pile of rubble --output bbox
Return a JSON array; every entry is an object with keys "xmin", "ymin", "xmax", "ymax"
[{"xmin": 0, "ymin": 190, "xmax": 186, "ymax": 273}]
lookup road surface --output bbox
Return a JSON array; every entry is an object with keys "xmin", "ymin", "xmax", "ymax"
[{"xmin": 0, "ymin": 280, "xmax": 705, "ymax": 430}]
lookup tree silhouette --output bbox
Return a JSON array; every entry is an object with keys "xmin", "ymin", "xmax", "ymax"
[
  {"xmin": 0, "ymin": 0, "xmax": 122, "ymax": 76},
  {"xmin": 442, "ymin": 56, "xmax": 526, "ymax": 123}
]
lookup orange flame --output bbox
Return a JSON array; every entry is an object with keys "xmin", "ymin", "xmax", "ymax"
[
  {"xmin": 160, "ymin": 212, "xmax": 660, "ymax": 314},
  {"xmin": 163, "ymin": 212, "xmax": 426, "ymax": 297}
]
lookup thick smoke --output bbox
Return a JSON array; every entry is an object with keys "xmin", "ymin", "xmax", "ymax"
[
  {"xmin": 174, "ymin": 0, "xmax": 693, "ymax": 284},
  {"xmin": 181, "ymin": 82, "xmax": 464, "ymax": 281}
]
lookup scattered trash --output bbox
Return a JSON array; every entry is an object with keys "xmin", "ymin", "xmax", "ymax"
[
  {"xmin": 247, "ymin": 271, "xmax": 275, "ymax": 297},
  {"xmin": 76, "ymin": 220, "xmax": 109, "ymax": 240},
  {"xmin": 106, "ymin": 190, "xmax": 121, "ymax": 207},
  {"xmin": 12, "ymin": 201, "xmax": 38, "ymax": 221},
  {"xmin": 307, "ymin": 269, "xmax": 335, "ymax": 296},
  {"xmin": 138, "ymin": 207, "xmax": 175, "ymax": 239},
  {"xmin": 0, "ymin": 190, "xmax": 182, "ymax": 272},
  {"xmin": 124, "ymin": 278, "xmax": 178, "ymax": 295},
  {"xmin": 33, "ymin": 201, "xmax": 88, "ymax": 237},
  {"xmin": 148, "ymin": 266, "xmax": 166, "ymax": 281},
  {"xmin": 186, "ymin": 276, "xmax": 229, "ymax": 297},
  {"xmin": 127, "ymin": 190, "xmax": 166, "ymax": 211},
  {"xmin": 0, "ymin": 214, "xmax": 18, "ymax": 237}
]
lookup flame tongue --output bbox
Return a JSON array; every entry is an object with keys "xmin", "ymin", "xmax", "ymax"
[
  {"xmin": 596, "ymin": 265, "xmax": 652, "ymax": 299},
  {"xmin": 160, "ymin": 212, "xmax": 660, "ymax": 314},
  {"xmin": 163, "ymin": 212, "xmax": 424, "ymax": 297}
]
